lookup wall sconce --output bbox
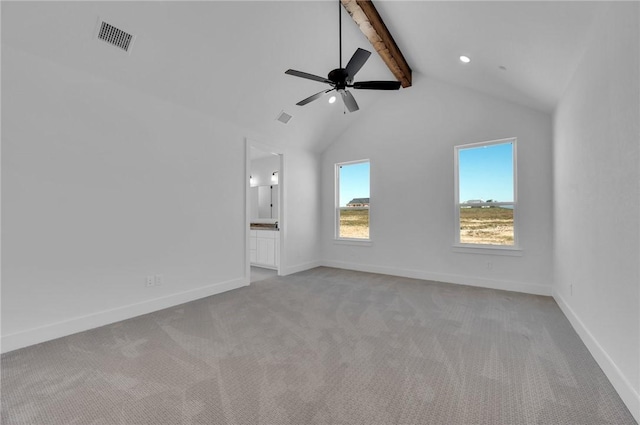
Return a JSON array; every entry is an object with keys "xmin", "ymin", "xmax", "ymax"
[
  {"xmin": 250, "ymin": 175, "xmax": 256, "ymax": 186},
  {"xmin": 271, "ymin": 171, "xmax": 278, "ymax": 184}
]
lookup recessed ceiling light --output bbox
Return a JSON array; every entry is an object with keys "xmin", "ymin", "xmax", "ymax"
[
  {"xmin": 328, "ymin": 95, "xmax": 337, "ymax": 104},
  {"xmin": 459, "ymin": 55, "xmax": 471, "ymax": 63}
]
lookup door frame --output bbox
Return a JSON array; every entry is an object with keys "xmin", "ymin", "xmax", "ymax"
[{"xmin": 245, "ymin": 138, "xmax": 285, "ymax": 282}]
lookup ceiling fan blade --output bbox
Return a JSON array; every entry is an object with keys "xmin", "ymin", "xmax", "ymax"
[
  {"xmin": 285, "ymin": 69, "xmax": 332, "ymax": 84},
  {"xmin": 345, "ymin": 48, "xmax": 371, "ymax": 79},
  {"xmin": 296, "ymin": 89, "xmax": 334, "ymax": 106},
  {"xmin": 340, "ymin": 90, "xmax": 359, "ymax": 113},
  {"xmin": 352, "ymin": 80, "xmax": 401, "ymax": 90}
]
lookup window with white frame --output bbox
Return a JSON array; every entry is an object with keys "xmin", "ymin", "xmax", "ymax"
[
  {"xmin": 336, "ymin": 160, "xmax": 370, "ymax": 240},
  {"xmin": 455, "ymin": 138, "xmax": 517, "ymax": 247}
]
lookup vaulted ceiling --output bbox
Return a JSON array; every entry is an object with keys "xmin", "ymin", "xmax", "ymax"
[{"xmin": 2, "ymin": 1, "xmax": 607, "ymax": 152}]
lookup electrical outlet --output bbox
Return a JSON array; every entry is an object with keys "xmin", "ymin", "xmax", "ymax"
[
  {"xmin": 155, "ymin": 274, "xmax": 163, "ymax": 286},
  {"xmin": 145, "ymin": 276, "xmax": 154, "ymax": 287}
]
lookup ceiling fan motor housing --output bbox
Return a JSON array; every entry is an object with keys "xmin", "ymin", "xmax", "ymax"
[{"xmin": 328, "ymin": 68, "xmax": 351, "ymax": 88}]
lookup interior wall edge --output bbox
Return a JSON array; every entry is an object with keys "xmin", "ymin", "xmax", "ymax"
[
  {"xmin": 553, "ymin": 289, "xmax": 640, "ymax": 422},
  {"xmin": 1, "ymin": 277, "xmax": 249, "ymax": 354},
  {"xmin": 320, "ymin": 260, "xmax": 552, "ymax": 297}
]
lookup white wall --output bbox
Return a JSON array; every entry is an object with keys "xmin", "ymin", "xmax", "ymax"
[
  {"xmin": 553, "ymin": 2, "xmax": 640, "ymax": 420},
  {"xmin": 321, "ymin": 76, "xmax": 553, "ymax": 295},
  {"xmin": 0, "ymin": 46, "xmax": 246, "ymax": 351},
  {"xmin": 1, "ymin": 45, "xmax": 321, "ymax": 352},
  {"xmin": 280, "ymin": 149, "xmax": 322, "ymax": 275}
]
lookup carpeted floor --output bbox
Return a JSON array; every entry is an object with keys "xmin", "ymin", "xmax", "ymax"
[
  {"xmin": 1, "ymin": 267, "xmax": 636, "ymax": 425},
  {"xmin": 250, "ymin": 266, "xmax": 278, "ymax": 283}
]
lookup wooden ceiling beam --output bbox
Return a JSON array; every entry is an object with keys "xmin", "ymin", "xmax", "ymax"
[{"xmin": 341, "ymin": 0, "xmax": 412, "ymax": 88}]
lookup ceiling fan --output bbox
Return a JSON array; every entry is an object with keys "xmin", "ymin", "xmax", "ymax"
[{"xmin": 285, "ymin": 1, "xmax": 401, "ymax": 113}]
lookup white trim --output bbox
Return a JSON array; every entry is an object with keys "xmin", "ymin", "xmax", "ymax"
[
  {"xmin": 456, "ymin": 136, "xmax": 518, "ymax": 151},
  {"xmin": 280, "ymin": 260, "xmax": 323, "ymax": 276},
  {"xmin": 333, "ymin": 239, "xmax": 373, "ymax": 247},
  {"xmin": 335, "ymin": 159, "xmax": 371, "ymax": 240},
  {"xmin": 245, "ymin": 139, "xmax": 252, "ymax": 284},
  {"xmin": 553, "ymin": 290, "xmax": 640, "ymax": 422},
  {"xmin": 452, "ymin": 245, "xmax": 523, "ymax": 256},
  {"xmin": 321, "ymin": 260, "xmax": 551, "ymax": 296},
  {"xmin": 1, "ymin": 277, "xmax": 249, "ymax": 354}
]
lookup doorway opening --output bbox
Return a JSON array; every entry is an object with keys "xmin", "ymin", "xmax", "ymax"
[{"xmin": 246, "ymin": 140, "xmax": 284, "ymax": 283}]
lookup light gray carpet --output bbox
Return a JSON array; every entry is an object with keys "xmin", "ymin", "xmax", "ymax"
[
  {"xmin": 1, "ymin": 267, "xmax": 636, "ymax": 425},
  {"xmin": 250, "ymin": 266, "xmax": 278, "ymax": 283}
]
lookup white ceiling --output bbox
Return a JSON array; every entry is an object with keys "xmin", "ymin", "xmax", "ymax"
[
  {"xmin": 2, "ymin": 1, "xmax": 607, "ymax": 152},
  {"xmin": 374, "ymin": 1, "xmax": 607, "ymax": 112}
]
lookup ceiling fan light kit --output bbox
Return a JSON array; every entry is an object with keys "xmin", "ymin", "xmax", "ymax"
[{"xmin": 285, "ymin": 0, "xmax": 401, "ymax": 113}]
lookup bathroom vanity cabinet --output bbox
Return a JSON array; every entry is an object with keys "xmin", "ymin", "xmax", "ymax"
[{"xmin": 249, "ymin": 229, "xmax": 279, "ymax": 269}]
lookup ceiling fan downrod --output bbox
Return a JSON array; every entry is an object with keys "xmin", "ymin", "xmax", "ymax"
[{"xmin": 339, "ymin": 0, "xmax": 342, "ymax": 69}]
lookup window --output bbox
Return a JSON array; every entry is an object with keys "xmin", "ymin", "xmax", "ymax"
[
  {"xmin": 455, "ymin": 138, "xmax": 517, "ymax": 247},
  {"xmin": 336, "ymin": 160, "xmax": 370, "ymax": 240}
]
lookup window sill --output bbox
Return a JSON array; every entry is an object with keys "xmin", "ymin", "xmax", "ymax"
[
  {"xmin": 452, "ymin": 244, "xmax": 522, "ymax": 256},
  {"xmin": 334, "ymin": 238, "xmax": 373, "ymax": 247}
]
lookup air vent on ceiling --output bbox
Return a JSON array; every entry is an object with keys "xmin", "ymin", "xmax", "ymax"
[
  {"xmin": 276, "ymin": 111, "xmax": 292, "ymax": 124},
  {"xmin": 97, "ymin": 20, "xmax": 134, "ymax": 53}
]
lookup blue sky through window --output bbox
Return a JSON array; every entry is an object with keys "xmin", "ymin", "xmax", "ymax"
[
  {"xmin": 459, "ymin": 142, "xmax": 513, "ymax": 203},
  {"xmin": 339, "ymin": 161, "xmax": 370, "ymax": 207}
]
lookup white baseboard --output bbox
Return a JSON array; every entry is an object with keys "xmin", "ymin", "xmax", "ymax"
[
  {"xmin": 321, "ymin": 260, "xmax": 552, "ymax": 296},
  {"xmin": 1, "ymin": 277, "xmax": 249, "ymax": 354},
  {"xmin": 280, "ymin": 260, "xmax": 323, "ymax": 276},
  {"xmin": 553, "ymin": 290, "xmax": 640, "ymax": 423}
]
